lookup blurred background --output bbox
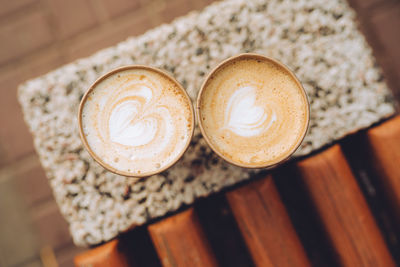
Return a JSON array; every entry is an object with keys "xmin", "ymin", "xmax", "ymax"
[{"xmin": 0, "ymin": 0, "xmax": 399, "ymax": 266}]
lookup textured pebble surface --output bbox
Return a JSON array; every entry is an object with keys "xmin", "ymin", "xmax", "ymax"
[{"xmin": 18, "ymin": 0, "xmax": 395, "ymax": 246}]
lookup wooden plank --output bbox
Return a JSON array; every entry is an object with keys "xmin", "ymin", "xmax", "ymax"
[
  {"xmin": 340, "ymin": 132, "xmax": 400, "ymax": 262},
  {"xmin": 148, "ymin": 208, "xmax": 218, "ymax": 267},
  {"xmin": 195, "ymin": 194, "xmax": 255, "ymax": 267},
  {"xmin": 226, "ymin": 175, "xmax": 311, "ymax": 267},
  {"xmin": 366, "ymin": 116, "xmax": 400, "ymax": 220},
  {"xmin": 74, "ymin": 239, "xmax": 129, "ymax": 267},
  {"xmin": 296, "ymin": 144, "xmax": 395, "ymax": 267}
]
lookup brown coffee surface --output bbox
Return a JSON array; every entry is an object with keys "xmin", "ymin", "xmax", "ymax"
[
  {"xmin": 81, "ymin": 67, "xmax": 193, "ymax": 176},
  {"xmin": 199, "ymin": 57, "xmax": 308, "ymax": 167}
]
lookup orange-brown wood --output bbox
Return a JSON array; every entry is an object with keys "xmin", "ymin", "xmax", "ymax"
[
  {"xmin": 366, "ymin": 116, "xmax": 400, "ymax": 219},
  {"xmin": 297, "ymin": 144, "xmax": 395, "ymax": 267},
  {"xmin": 226, "ymin": 176, "xmax": 311, "ymax": 267},
  {"xmin": 74, "ymin": 239, "xmax": 129, "ymax": 267},
  {"xmin": 148, "ymin": 208, "xmax": 218, "ymax": 267}
]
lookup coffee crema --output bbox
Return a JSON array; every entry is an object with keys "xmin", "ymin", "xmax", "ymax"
[
  {"xmin": 198, "ymin": 54, "xmax": 309, "ymax": 168},
  {"xmin": 80, "ymin": 66, "xmax": 194, "ymax": 177}
]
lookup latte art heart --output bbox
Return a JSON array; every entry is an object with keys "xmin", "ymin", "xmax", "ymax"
[
  {"xmin": 107, "ymin": 84, "xmax": 166, "ymax": 148},
  {"xmin": 198, "ymin": 55, "xmax": 309, "ymax": 168},
  {"xmin": 81, "ymin": 68, "xmax": 193, "ymax": 176},
  {"xmin": 225, "ymin": 86, "xmax": 276, "ymax": 137},
  {"xmin": 109, "ymin": 100, "xmax": 158, "ymax": 147}
]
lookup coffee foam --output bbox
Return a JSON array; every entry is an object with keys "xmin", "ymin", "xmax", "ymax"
[
  {"xmin": 224, "ymin": 85, "xmax": 277, "ymax": 137},
  {"xmin": 81, "ymin": 68, "xmax": 193, "ymax": 176},
  {"xmin": 199, "ymin": 57, "xmax": 308, "ymax": 167}
]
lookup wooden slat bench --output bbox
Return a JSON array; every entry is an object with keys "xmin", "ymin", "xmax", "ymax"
[
  {"xmin": 296, "ymin": 145, "xmax": 395, "ymax": 267},
  {"xmin": 366, "ymin": 116, "xmax": 400, "ymax": 223},
  {"xmin": 226, "ymin": 176, "xmax": 310, "ymax": 267},
  {"xmin": 74, "ymin": 239, "xmax": 130, "ymax": 267},
  {"xmin": 74, "ymin": 115, "xmax": 400, "ymax": 267},
  {"xmin": 148, "ymin": 208, "xmax": 218, "ymax": 267}
]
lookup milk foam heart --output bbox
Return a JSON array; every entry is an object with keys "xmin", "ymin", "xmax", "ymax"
[
  {"xmin": 108, "ymin": 84, "xmax": 162, "ymax": 147},
  {"xmin": 225, "ymin": 85, "xmax": 276, "ymax": 137},
  {"xmin": 109, "ymin": 100, "xmax": 158, "ymax": 147},
  {"xmin": 81, "ymin": 67, "xmax": 193, "ymax": 176},
  {"xmin": 198, "ymin": 55, "xmax": 309, "ymax": 167}
]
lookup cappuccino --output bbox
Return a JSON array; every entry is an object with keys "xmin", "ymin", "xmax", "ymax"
[
  {"xmin": 197, "ymin": 54, "xmax": 309, "ymax": 168},
  {"xmin": 79, "ymin": 66, "xmax": 194, "ymax": 177}
]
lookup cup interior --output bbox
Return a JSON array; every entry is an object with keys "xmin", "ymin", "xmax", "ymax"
[
  {"xmin": 78, "ymin": 65, "xmax": 195, "ymax": 178},
  {"xmin": 196, "ymin": 53, "xmax": 310, "ymax": 169}
]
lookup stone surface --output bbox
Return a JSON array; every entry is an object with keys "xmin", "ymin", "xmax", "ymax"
[{"xmin": 18, "ymin": 0, "xmax": 395, "ymax": 246}]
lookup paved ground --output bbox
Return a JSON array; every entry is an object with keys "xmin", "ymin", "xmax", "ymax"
[{"xmin": 0, "ymin": 0, "xmax": 398, "ymax": 266}]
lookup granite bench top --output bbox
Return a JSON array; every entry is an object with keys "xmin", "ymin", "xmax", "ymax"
[{"xmin": 18, "ymin": 0, "xmax": 395, "ymax": 246}]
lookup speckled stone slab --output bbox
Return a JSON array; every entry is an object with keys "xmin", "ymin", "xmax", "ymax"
[{"xmin": 18, "ymin": 0, "xmax": 395, "ymax": 246}]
